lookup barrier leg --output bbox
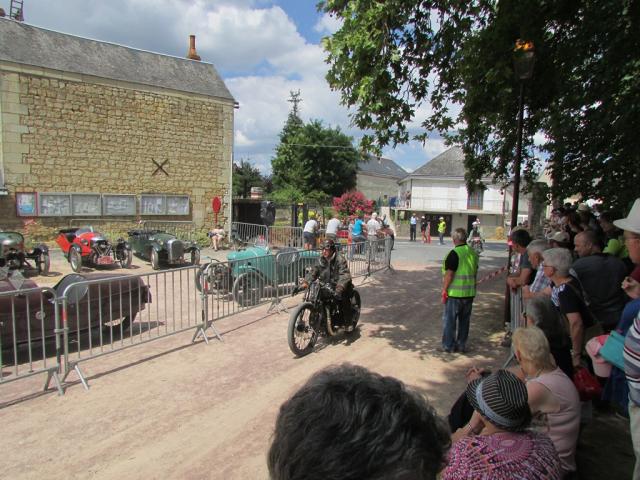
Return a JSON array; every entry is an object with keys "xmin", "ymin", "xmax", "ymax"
[
  {"xmin": 44, "ymin": 368, "xmax": 65, "ymax": 396},
  {"xmin": 192, "ymin": 290, "xmax": 223, "ymax": 343},
  {"xmin": 62, "ymin": 362, "xmax": 89, "ymax": 391}
]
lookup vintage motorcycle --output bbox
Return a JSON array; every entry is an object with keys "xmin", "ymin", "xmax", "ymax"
[
  {"xmin": 470, "ymin": 236, "xmax": 484, "ymax": 254},
  {"xmin": 287, "ymin": 279, "xmax": 361, "ymax": 357}
]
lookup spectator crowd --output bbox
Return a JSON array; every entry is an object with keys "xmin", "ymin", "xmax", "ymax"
[{"xmin": 267, "ymin": 198, "xmax": 640, "ymax": 479}]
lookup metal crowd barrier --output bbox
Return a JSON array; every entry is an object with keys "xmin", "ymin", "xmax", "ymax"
[
  {"xmin": 0, "ymin": 237, "xmax": 393, "ymax": 396},
  {"xmin": 268, "ymin": 225, "xmax": 303, "ymax": 248},
  {"xmin": 0, "ymin": 286, "xmax": 64, "ymax": 395},
  {"xmin": 231, "ymin": 222, "xmax": 269, "ymax": 246}
]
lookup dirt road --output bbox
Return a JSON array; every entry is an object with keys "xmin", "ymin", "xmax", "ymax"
[{"xmin": 1, "ymin": 260, "xmax": 633, "ymax": 478}]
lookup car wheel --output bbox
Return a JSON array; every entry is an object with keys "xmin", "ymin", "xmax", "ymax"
[
  {"xmin": 150, "ymin": 249, "xmax": 160, "ymax": 270},
  {"xmin": 232, "ymin": 272, "xmax": 264, "ymax": 307},
  {"xmin": 69, "ymin": 247, "xmax": 82, "ymax": 273},
  {"xmin": 38, "ymin": 251, "xmax": 51, "ymax": 276},
  {"xmin": 120, "ymin": 248, "xmax": 133, "ymax": 269},
  {"xmin": 191, "ymin": 249, "xmax": 200, "ymax": 266}
]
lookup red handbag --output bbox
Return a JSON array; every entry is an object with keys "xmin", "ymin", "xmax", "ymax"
[{"xmin": 573, "ymin": 366, "xmax": 602, "ymax": 401}]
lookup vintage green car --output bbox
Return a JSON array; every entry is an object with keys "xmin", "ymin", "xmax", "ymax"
[
  {"xmin": 128, "ymin": 229, "xmax": 200, "ymax": 270},
  {"xmin": 196, "ymin": 244, "xmax": 320, "ymax": 307},
  {"xmin": 0, "ymin": 231, "xmax": 50, "ymax": 275}
]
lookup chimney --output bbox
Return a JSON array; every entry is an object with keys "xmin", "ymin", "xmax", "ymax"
[{"xmin": 186, "ymin": 35, "xmax": 201, "ymax": 61}]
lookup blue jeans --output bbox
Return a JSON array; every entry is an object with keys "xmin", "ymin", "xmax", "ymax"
[{"xmin": 442, "ymin": 297, "xmax": 474, "ymax": 351}]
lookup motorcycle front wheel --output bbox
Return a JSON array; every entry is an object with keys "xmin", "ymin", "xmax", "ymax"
[
  {"xmin": 287, "ymin": 302, "xmax": 318, "ymax": 357},
  {"xmin": 350, "ymin": 290, "xmax": 362, "ymax": 330}
]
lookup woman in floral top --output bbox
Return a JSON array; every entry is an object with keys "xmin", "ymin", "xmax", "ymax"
[{"xmin": 442, "ymin": 369, "xmax": 561, "ymax": 480}]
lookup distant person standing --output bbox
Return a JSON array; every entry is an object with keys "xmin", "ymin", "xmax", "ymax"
[
  {"xmin": 303, "ymin": 212, "xmax": 319, "ymax": 250},
  {"xmin": 441, "ymin": 228, "xmax": 479, "ymax": 353},
  {"xmin": 426, "ymin": 220, "xmax": 432, "ymax": 244},
  {"xmin": 325, "ymin": 213, "xmax": 341, "ymax": 242},
  {"xmin": 438, "ymin": 217, "xmax": 447, "ymax": 245},
  {"xmin": 421, "ymin": 215, "xmax": 428, "ymax": 243},
  {"xmin": 350, "ymin": 212, "xmax": 366, "ymax": 258},
  {"xmin": 410, "ymin": 213, "xmax": 418, "ymax": 241},
  {"xmin": 367, "ymin": 212, "xmax": 380, "ymax": 238}
]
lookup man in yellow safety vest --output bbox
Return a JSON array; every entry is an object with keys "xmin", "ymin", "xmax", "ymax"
[{"xmin": 440, "ymin": 228, "xmax": 479, "ymax": 353}]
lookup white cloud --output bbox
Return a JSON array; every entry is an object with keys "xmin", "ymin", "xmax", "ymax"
[{"xmin": 314, "ymin": 12, "xmax": 342, "ymax": 35}]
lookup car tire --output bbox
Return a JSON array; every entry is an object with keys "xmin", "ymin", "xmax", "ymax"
[
  {"xmin": 191, "ymin": 249, "xmax": 200, "ymax": 266},
  {"xmin": 69, "ymin": 247, "xmax": 82, "ymax": 273},
  {"xmin": 38, "ymin": 251, "xmax": 51, "ymax": 276},
  {"xmin": 232, "ymin": 272, "xmax": 264, "ymax": 307},
  {"xmin": 120, "ymin": 248, "xmax": 133, "ymax": 269},
  {"xmin": 150, "ymin": 249, "xmax": 160, "ymax": 270}
]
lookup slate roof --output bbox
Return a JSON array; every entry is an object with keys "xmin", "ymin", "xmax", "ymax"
[
  {"xmin": 0, "ymin": 18, "xmax": 234, "ymax": 101},
  {"xmin": 411, "ymin": 146, "xmax": 465, "ymax": 177},
  {"xmin": 358, "ymin": 154, "xmax": 407, "ymax": 179}
]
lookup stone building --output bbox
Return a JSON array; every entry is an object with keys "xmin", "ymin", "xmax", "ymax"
[
  {"xmin": 356, "ymin": 154, "xmax": 406, "ymax": 205},
  {"xmin": 0, "ymin": 18, "xmax": 234, "ymax": 238}
]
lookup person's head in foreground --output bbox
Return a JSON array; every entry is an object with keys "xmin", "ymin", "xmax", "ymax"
[{"xmin": 268, "ymin": 364, "xmax": 451, "ymax": 480}]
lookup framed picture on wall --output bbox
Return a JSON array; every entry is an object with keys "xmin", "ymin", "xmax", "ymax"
[
  {"xmin": 140, "ymin": 195, "xmax": 166, "ymax": 215},
  {"xmin": 16, "ymin": 192, "xmax": 38, "ymax": 216},
  {"xmin": 72, "ymin": 194, "xmax": 102, "ymax": 216},
  {"xmin": 39, "ymin": 193, "xmax": 72, "ymax": 216},
  {"xmin": 166, "ymin": 195, "xmax": 190, "ymax": 215},
  {"xmin": 103, "ymin": 194, "xmax": 136, "ymax": 216}
]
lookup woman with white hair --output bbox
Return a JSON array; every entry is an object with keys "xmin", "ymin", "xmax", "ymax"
[{"xmin": 542, "ymin": 248, "xmax": 593, "ymax": 369}]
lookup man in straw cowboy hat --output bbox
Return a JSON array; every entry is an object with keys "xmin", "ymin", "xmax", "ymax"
[{"xmin": 615, "ymin": 198, "xmax": 640, "ymax": 479}]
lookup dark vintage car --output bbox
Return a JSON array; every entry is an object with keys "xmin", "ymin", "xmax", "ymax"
[
  {"xmin": 56, "ymin": 226, "xmax": 132, "ymax": 273},
  {"xmin": 0, "ymin": 231, "xmax": 50, "ymax": 275},
  {"xmin": 0, "ymin": 272, "xmax": 151, "ymax": 349},
  {"xmin": 128, "ymin": 229, "xmax": 200, "ymax": 270}
]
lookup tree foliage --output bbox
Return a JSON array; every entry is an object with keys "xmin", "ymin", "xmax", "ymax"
[
  {"xmin": 233, "ymin": 160, "xmax": 270, "ymax": 198},
  {"xmin": 271, "ymin": 92, "xmax": 361, "ymax": 201},
  {"xmin": 333, "ymin": 190, "xmax": 374, "ymax": 217},
  {"xmin": 319, "ymin": 0, "xmax": 640, "ymax": 211}
]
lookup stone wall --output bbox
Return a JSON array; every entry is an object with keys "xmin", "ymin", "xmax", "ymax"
[{"xmin": 0, "ymin": 64, "xmax": 233, "ymax": 241}]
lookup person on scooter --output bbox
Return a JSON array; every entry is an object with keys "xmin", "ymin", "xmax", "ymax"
[{"xmin": 304, "ymin": 238, "xmax": 355, "ymax": 331}]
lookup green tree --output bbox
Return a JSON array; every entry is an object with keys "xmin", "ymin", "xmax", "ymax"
[
  {"xmin": 272, "ymin": 93, "xmax": 360, "ymax": 199},
  {"xmin": 319, "ymin": 0, "xmax": 640, "ymax": 211},
  {"xmin": 233, "ymin": 159, "xmax": 267, "ymax": 198}
]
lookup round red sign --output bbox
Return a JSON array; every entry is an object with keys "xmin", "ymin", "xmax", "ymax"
[{"xmin": 212, "ymin": 196, "xmax": 222, "ymax": 213}]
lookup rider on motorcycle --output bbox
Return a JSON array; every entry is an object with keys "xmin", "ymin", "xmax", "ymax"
[
  {"xmin": 304, "ymin": 238, "xmax": 355, "ymax": 331},
  {"xmin": 467, "ymin": 220, "xmax": 484, "ymax": 252}
]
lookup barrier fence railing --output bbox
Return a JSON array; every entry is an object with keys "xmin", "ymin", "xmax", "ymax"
[
  {"xmin": 1, "ymin": 237, "xmax": 392, "ymax": 396},
  {"xmin": 268, "ymin": 225, "xmax": 303, "ymax": 248},
  {"xmin": 231, "ymin": 222, "xmax": 269, "ymax": 246},
  {"xmin": 0, "ymin": 286, "xmax": 64, "ymax": 395}
]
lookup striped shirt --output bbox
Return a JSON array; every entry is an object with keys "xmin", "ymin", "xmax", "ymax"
[{"xmin": 624, "ymin": 310, "xmax": 640, "ymax": 406}]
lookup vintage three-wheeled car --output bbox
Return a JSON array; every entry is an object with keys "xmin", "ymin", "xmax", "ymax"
[
  {"xmin": 56, "ymin": 226, "xmax": 132, "ymax": 273},
  {"xmin": 0, "ymin": 272, "xmax": 151, "ymax": 350},
  {"xmin": 128, "ymin": 229, "xmax": 200, "ymax": 270},
  {"xmin": 0, "ymin": 231, "xmax": 50, "ymax": 275},
  {"xmin": 196, "ymin": 243, "xmax": 319, "ymax": 307}
]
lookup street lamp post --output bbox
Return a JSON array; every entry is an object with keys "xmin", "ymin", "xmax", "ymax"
[{"xmin": 504, "ymin": 39, "xmax": 535, "ymax": 328}]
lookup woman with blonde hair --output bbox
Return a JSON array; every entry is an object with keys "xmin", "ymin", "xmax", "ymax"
[{"xmin": 512, "ymin": 326, "xmax": 581, "ymax": 478}]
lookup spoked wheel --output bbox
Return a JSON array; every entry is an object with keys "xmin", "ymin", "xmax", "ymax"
[
  {"xmin": 150, "ymin": 249, "xmax": 160, "ymax": 270},
  {"xmin": 232, "ymin": 272, "xmax": 264, "ymax": 307},
  {"xmin": 349, "ymin": 290, "xmax": 361, "ymax": 332},
  {"xmin": 120, "ymin": 248, "xmax": 133, "ymax": 268},
  {"xmin": 195, "ymin": 260, "xmax": 231, "ymax": 294},
  {"xmin": 69, "ymin": 248, "xmax": 82, "ymax": 273},
  {"xmin": 287, "ymin": 303, "xmax": 318, "ymax": 357},
  {"xmin": 38, "ymin": 251, "xmax": 50, "ymax": 276}
]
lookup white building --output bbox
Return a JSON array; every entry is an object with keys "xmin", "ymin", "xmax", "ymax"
[{"xmin": 396, "ymin": 146, "xmax": 529, "ymax": 237}]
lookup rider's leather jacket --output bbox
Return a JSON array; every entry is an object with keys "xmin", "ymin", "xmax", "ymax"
[{"xmin": 306, "ymin": 251, "xmax": 353, "ymax": 293}]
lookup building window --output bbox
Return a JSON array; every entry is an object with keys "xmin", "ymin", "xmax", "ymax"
[{"xmin": 467, "ymin": 190, "xmax": 484, "ymax": 210}]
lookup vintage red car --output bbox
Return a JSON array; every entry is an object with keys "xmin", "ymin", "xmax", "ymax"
[
  {"xmin": 56, "ymin": 226, "xmax": 132, "ymax": 273},
  {"xmin": 0, "ymin": 272, "xmax": 151, "ymax": 350}
]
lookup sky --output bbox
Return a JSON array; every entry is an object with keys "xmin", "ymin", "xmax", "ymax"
[{"xmin": 14, "ymin": 0, "xmax": 451, "ymax": 174}]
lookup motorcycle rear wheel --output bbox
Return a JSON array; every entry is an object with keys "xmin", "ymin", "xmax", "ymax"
[
  {"xmin": 287, "ymin": 302, "xmax": 317, "ymax": 357},
  {"xmin": 350, "ymin": 290, "xmax": 361, "ymax": 330}
]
